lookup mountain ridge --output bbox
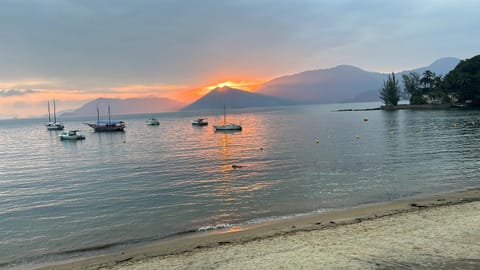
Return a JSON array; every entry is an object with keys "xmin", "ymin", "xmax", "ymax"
[
  {"xmin": 181, "ymin": 86, "xmax": 296, "ymax": 111},
  {"xmin": 62, "ymin": 97, "xmax": 184, "ymax": 117},
  {"xmin": 63, "ymin": 57, "xmax": 462, "ymax": 116},
  {"xmin": 257, "ymin": 57, "xmax": 460, "ymax": 104}
]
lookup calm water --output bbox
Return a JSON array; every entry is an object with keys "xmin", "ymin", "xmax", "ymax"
[{"xmin": 1, "ymin": 103, "xmax": 480, "ymax": 268}]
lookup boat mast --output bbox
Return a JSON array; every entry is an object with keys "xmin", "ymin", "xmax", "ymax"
[
  {"xmin": 96, "ymin": 105, "xmax": 100, "ymax": 123},
  {"xmin": 53, "ymin": 99, "xmax": 57, "ymax": 123},
  {"xmin": 47, "ymin": 101, "xmax": 51, "ymax": 122},
  {"xmin": 223, "ymin": 104, "xmax": 226, "ymax": 124},
  {"xmin": 108, "ymin": 104, "xmax": 111, "ymax": 123}
]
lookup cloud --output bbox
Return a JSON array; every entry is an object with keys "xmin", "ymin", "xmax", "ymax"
[
  {"xmin": 0, "ymin": 89, "xmax": 37, "ymax": 97},
  {"xmin": 0, "ymin": 0, "xmax": 479, "ymax": 90}
]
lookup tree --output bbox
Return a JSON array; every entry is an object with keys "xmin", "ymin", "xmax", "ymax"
[
  {"xmin": 444, "ymin": 55, "xmax": 480, "ymax": 105},
  {"xmin": 420, "ymin": 70, "xmax": 435, "ymax": 90},
  {"xmin": 379, "ymin": 72, "xmax": 401, "ymax": 106},
  {"xmin": 402, "ymin": 72, "xmax": 424, "ymax": 104}
]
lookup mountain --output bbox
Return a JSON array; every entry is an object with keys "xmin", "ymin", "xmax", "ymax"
[
  {"xmin": 62, "ymin": 97, "xmax": 184, "ymax": 117},
  {"xmin": 257, "ymin": 57, "xmax": 461, "ymax": 104},
  {"xmin": 257, "ymin": 65, "xmax": 385, "ymax": 104},
  {"xmin": 408, "ymin": 57, "xmax": 461, "ymax": 76},
  {"xmin": 181, "ymin": 86, "xmax": 296, "ymax": 111}
]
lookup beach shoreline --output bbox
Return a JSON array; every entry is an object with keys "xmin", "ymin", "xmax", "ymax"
[{"xmin": 27, "ymin": 187, "xmax": 480, "ymax": 270}]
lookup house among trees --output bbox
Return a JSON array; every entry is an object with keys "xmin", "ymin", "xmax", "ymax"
[{"xmin": 380, "ymin": 54, "xmax": 480, "ymax": 108}]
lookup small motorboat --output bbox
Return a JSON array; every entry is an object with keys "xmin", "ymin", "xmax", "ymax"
[
  {"xmin": 146, "ymin": 118, "xmax": 160, "ymax": 125},
  {"xmin": 59, "ymin": 130, "xmax": 86, "ymax": 140},
  {"xmin": 192, "ymin": 118, "xmax": 208, "ymax": 126}
]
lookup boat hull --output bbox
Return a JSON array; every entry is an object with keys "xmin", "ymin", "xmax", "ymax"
[
  {"xmin": 60, "ymin": 135, "xmax": 85, "ymax": 140},
  {"xmin": 213, "ymin": 124, "xmax": 242, "ymax": 131},
  {"xmin": 46, "ymin": 122, "xmax": 64, "ymax": 130},
  {"xmin": 192, "ymin": 122, "xmax": 208, "ymax": 126},
  {"xmin": 85, "ymin": 123, "xmax": 125, "ymax": 132}
]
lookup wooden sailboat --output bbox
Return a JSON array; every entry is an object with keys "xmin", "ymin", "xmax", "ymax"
[{"xmin": 84, "ymin": 104, "xmax": 125, "ymax": 132}]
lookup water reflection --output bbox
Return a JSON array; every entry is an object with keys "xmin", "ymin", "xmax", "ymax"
[{"xmin": 211, "ymin": 132, "xmax": 235, "ymax": 223}]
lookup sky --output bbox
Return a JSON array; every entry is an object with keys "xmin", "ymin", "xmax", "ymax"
[{"xmin": 0, "ymin": 0, "xmax": 479, "ymax": 118}]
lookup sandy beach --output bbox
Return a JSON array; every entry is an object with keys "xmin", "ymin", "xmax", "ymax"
[{"xmin": 35, "ymin": 189, "xmax": 480, "ymax": 270}]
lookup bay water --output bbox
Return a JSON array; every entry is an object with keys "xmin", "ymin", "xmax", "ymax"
[{"xmin": 1, "ymin": 103, "xmax": 479, "ymax": 268}]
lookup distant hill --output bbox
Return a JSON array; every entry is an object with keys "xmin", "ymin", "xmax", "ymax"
[
  {"xmin": 256, "ymin": 65, "xmax": 386, "ymax": 104},
  {"xmin": 408, "ymin": 57, "xmax": 461, "ymax": 76},
  {"xmin": 181, "ymin": 86, "xmax": 296, "ymax": 111},
  {"xmin": 257, "ymin": 57, "xmax": 461, "ymax": 104},
  {"xmin": 62, "ymin": 97, "xmax": 184, "ymax": 117}
]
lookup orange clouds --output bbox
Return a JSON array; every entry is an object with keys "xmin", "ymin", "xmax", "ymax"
[{"xmin": 0, "ymin": 78, "xmax": 265, "ymax": 118}]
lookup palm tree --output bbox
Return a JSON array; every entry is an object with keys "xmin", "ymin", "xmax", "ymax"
[{"xmin": 420, "ymin": 70, "xmax": 435, "ymax": 90}]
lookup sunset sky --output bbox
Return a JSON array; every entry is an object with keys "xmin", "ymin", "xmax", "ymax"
[{"xmin": 0, "ymin": 0, "xmax": 479, "ymax": 118}]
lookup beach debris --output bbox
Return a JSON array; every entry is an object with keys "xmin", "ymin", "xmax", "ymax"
[
  {"xmin": 116, "ymin": 257, "xmax": 133, "ymax": 263},
  {"xmin": 232, "ymin": 164, "xmax": 244, "ymax": 169},
  {"xmin": 329, "ymin": 221, "xmax": 336, "ymax": 224},
  {"xmin": 363, "ymin": 118, "xmax": 368, "ymax": 122},
  {"xmin": 260, "ymin": 147, "xmax": 264, "ymax": 150},
  {"xmin": 410, "ymin": 203, "xmax": 427, "ymax": 208}
]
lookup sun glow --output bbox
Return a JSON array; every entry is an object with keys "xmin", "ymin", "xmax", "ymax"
[
  {"xmin": 206, "ymin": 80, "xmax": 264, "ymax": 92},
  {"xmin": 219, "ymin": 81, "xmax": 237, "ymax": 88}
]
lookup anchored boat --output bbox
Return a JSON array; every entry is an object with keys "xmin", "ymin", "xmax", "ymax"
[
  {"xmin": 59, "ymin": 130, "xmax": 85, "ymax": 140},
  {"xmin": 45, "ymin": 99, "xmax": 64, "ymax": 130},
  {"xmin": 84, "ymin": 105, "xmax": 125, "ymax": 132}
]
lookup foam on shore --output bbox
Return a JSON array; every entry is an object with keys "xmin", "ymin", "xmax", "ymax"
[{"xmin": 31, "ymin": 188, "xmax": 480, "ymax": 270}]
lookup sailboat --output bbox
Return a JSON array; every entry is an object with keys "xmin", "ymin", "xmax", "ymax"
[
  {"xmin": 84, "ymin": 104, "xmax": 125, "ymax": 132},
  {"xmin": 213, "ymin": 104, "xmax": 242, "ymax": 131},
  {"xmin": 45, "ymin": 99, "xmax": 64, "ymax": 130}
]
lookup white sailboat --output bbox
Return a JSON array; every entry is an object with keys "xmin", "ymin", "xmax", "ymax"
[
  {"xmin": 45, "ymin": 99, "xmax": 64, "ymax": 130},
  {"xmin": 213, "ymin": 105, "xmax": 242, "ymax": 131}
]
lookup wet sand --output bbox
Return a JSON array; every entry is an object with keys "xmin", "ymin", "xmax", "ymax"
[{"xmin": 35, "ymin": 188, "xmax": 480, "ymax": 270}]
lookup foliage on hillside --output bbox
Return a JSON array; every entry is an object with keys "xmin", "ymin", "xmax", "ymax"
[
  {"xmin": 393, "ymin": 54, "xmax": 479, "ymax": 106},
  {"xmin": 444, "ymin": 55, "xmax": 480, "ymax": 105}
]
